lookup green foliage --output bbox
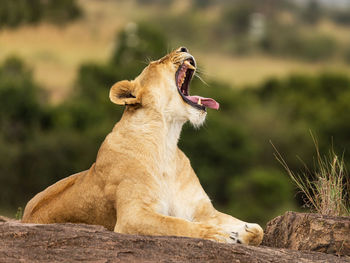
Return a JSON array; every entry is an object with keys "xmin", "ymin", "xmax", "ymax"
[
  {"xmin": 249, "ymin": 72, "xmax": 350, "ymax": 164},
  {"xmin": 299, "ymin": 0, "xmax": 323, "ymax": 25},
  {"xmin": 0, "ymin": 56, "xmax": 102, "ymax": 212},
  {"xmin": 192, "ymin": 0, "xmax": 214, "ymax": 9},
  {"xmin": 15, "ymin": 207, "xmax": 23, "ymax": 220},
  {"xmin": 111, "ymin": 23, "xmax": 168, "ymax": 79},
  {"xmin": 0, "ymin": 0, "xmax": 82, "ymax": 28},
  {"xmin": 0, "ymin": 57, "xmax": 42, "ymax": 142},
  {"xmin": 43, "ymin": 0, "xmax": 82, "ymax": 24},
  {"xmin": 77, "ymin": 22, "xmax": 168, "ymax": 102},
  {"xmin": 0, "ymin": 57, "xmax": 44, "ymax": 209},
  {"xmin": 222, "ymin": 4, "xmax": 254, "ymax": 36},
  {"xmin": 135, "ymin": 0, "xmax": 173, "ymax": 6},
  {"xmin": 329, "ymin": 9, "xmax": 350, "ymax": 25},
  {"xmin": 227, "ymin": 168, "xmax": 295, "ymax": 224}
]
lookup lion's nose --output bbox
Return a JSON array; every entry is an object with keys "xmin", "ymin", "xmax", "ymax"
[{"xmin": 179, "ymin": 47, "xmax": 188, "ymax": 53}]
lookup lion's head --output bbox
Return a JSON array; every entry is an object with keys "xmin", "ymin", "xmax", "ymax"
[{"xmin": 109, "ymin": 47, "xmax": 219, "ymax": 127}]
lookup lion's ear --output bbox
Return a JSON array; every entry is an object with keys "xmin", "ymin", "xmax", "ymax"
[{"xmin": 109, "ymin": 80, "xmax": 140, "ymax": 105}]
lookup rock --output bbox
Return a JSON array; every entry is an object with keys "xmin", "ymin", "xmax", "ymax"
[
  {"xmin": 1, "ymin": 221, "xmax": 349, "ymax": 262},
  {"xmin": 263, "ymin": 211, "xmax": 350, "ymax": 257}
]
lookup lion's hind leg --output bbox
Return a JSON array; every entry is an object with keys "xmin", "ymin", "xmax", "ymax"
[
  {"xmin": 114, "ymin": 208, "xmax": 233, "ymax": 243},
  {"xmin": 21, "ymin": 172, "xmax": 81, "ymax": 224}
]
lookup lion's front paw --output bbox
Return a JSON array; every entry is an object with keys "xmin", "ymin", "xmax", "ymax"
[
  {"xmin": 239, "ymin": 223, "xmax": 264, "ymax": 246},
  {"xmin": 221, "ymin": 223, "xmax": 263, "ymax": 245},
  {"xmin": 197, "ymin": 222, "xmax": 263, "ymax": 245}
]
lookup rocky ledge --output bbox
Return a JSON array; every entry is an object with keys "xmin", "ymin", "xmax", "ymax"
[{"xmin": 1, "ymin": 212, "xmax": 350, "ymax": 263}]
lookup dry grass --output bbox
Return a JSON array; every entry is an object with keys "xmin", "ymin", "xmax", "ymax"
[{"xmin": 273, "ymin": 135, "xmax": 350, "ymax": 217}]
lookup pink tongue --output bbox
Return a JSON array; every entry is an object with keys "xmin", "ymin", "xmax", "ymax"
[{"xmin": 187, "ymin": 96, "xmax": 220, "ymax": 110}]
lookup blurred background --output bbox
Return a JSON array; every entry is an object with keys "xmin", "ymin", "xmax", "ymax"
[{"xmin": 1, "ymin": 0, "xmax": 350, "ymax": 226}]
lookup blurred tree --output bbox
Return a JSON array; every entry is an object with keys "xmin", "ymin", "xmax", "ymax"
[
  {"xmin": 330, "ymin": 9, "xmax": 350, "ymax": 25},
  {"xmin": 222, "ymin": 3, "xmax": 254, "ymax": 36},
  {"xmin": 300, "ymin": 0, "xmax": 322, "ymax": 25},
  {"xmin": 44, "ymin": 0, "xmax": 82, "ymax": 24},
  {"xmin": 192, "ymin": 0, "xmax": 214, "ymax": 9},
  {"xmin": 0, "ymin": 57, "xmax": 103, "ymax": 213},
  {"xmin": 0, "ymin": 57, "xmax": 45, "ymax": 210},
  {"xmin": 111, "ymin": 23, "xmax": 168, "ymax": 78},
  {"xmin": 77, "ymin": 22, "xmax": 168, "ymax": 103},
  {"xmin": 0, "ymin": 57, "xmax": 42, "ymax": 143},
  {"xmin": 135, "ymin": 0, "xmax": 173, "ymax": 6},
  {"xmin": 0, "ymin": 0, "xmax": 82, "ymax": 28}
]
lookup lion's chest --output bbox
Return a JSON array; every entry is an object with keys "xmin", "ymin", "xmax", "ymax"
[{"xmin": 155, "ymin": 170, "xmax": 196, "ymax": 222}]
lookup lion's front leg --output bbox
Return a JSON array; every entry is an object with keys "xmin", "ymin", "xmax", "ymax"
[
  {"xmin": 114, "ymin": 205, "xmax": 233, "ymax": 243},
  {"xmin": 113, "ymin": 181, "xmax": 232, "ymax": 243}
]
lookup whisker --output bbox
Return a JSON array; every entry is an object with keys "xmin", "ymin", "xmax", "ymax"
[
  {"xmin": 194, "ymin": 72, "xmax": 210, "ymax": 87},
  {"xmin": 141, "ymin": 58, "xmax": 150, "ymax": 65},
  {"xmin": 195, "ymin": 68, "xmax": 207, "ymax": 75},
  {"xmin": 195, "ymin": 66, "xmax": 210, "ymax": 76},
  {"xmin": 146, "ymin": 55, "xmax": 156, "ymax": 64}
]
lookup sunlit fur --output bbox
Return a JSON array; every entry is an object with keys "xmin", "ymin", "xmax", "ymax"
[{"xmin": 21, "ymin": 48, "xmax": 263, "ymax": 245}]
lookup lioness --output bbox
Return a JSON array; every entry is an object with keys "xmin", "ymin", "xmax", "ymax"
[{"xmin": 22, "ymin": 47, "xmax": 263, "ymax": 245}]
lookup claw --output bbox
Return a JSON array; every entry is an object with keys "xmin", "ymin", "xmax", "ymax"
[
  {"xmin": 231, "ymin": 232, "xmax": 238, "ymax": 237},
  {"xmin": 229, "ymin": 232, "xmax": 239, "ymax": 243}
]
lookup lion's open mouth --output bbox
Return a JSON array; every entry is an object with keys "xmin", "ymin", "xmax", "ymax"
[{"xmin": 175, "ymin": 58, "xmax": 219, "ymax": 111}]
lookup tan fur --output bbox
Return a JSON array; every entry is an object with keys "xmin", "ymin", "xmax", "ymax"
[{"xmin": 22, "ymin": 47, "xmax": 263, "ymax": 245}]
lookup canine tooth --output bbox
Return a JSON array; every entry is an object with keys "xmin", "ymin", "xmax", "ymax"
[
  {"xmin": 198, "ymin": 98, "xmax": 202, "ymax": 105},
  {"xmin": 184, "ymin": 60, "xmax": 195, "ymax": 70}
]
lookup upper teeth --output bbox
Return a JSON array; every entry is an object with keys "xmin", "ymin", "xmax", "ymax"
[
  {"xmin": 178, "ymin": 60, "xmax": 195, "ymax": 91},
  {"xmin": 179, "ymin": 72, "xmax": 186, "ymax": 87},
  {"xmin": 182, "ymin": 72, "xmax": 186, "ymax": 84},
  {"xmin": 198, "ymin": 98, "xmax": 202, "ymax": 105},
  {"xmin": 184, "ymin": 60, "xmax": 195, "ymax": 70}
]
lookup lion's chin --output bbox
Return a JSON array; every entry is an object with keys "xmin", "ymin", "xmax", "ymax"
[{"xmin": 188, "ymin": 107, "xmax": 207, "ymax": 128}]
